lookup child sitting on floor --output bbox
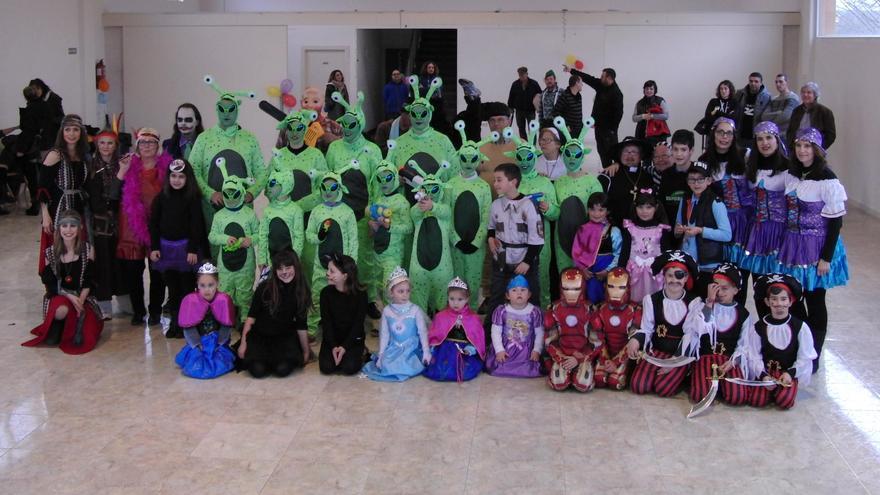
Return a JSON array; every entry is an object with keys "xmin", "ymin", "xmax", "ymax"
[
  {"xmin": 485, "ymin": 275, "xmax": 544, "ymax": 378},
  {"xmin": 424, "ymin": 277, "xmax": 486, "ymax": 382}
]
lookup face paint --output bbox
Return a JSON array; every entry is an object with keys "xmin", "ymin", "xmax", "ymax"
[
  {"xmin": 176, "ymin": 107, "xmax": 198, "ymax": 136},
  {"xmin": 216, "ymin": 98, "xmax": 239, "ymax": 129}
]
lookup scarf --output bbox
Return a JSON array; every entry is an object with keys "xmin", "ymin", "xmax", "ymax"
[{"xmin": 121, "ymin": 152, "xmax": 171, "ymax": 246}]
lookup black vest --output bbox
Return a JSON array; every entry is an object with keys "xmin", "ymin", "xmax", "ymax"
[
  {"xmin": 682, "ymin": 188, "xmax": 724, "ymax": 266},
  {"xmin": 650, "ymin": 291, "xmax": 696, "ymax": 355},
  {"xmin": 699, "ymin": 304, "xmax": 750, "ymax": 357},
  {"xmin": 755, "ymin": 316, "xmax": 803, "ymax": 375}
]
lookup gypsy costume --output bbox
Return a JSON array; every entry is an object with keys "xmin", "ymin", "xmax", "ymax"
[
  {"xmin": 37, "ymin": 151, "xmax": 89, "ymax": 273},
  {"xmin": 23, "ymin": 244, "xmax": 104, "ymax": 354}
]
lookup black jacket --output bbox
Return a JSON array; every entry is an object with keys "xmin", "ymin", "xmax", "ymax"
[
  {"xmin": 507, "ymin": 78, "xmax": 542, "ymax": 113},
  {"xmin": 787, "ymin": 103, "xmax": 836, "ymax": 150},
  {"xmin": 552, "ymin": 88, "xmax": 584, "ymax": 136},
  {"xmin": 571, "ymin": 68, "xmax": 623, "ymax": 130}
]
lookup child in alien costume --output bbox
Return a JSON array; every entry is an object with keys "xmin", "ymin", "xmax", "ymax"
[
  {"xmin": 369, "ymin": 142, "xmax": 414, "ymax": 304},
  {"xmin": 447, "ymin": 120, "xmax": 498, "ymax": 308},
  {"xmin": 504, "ymin": 120, "xmax": 560, "ymax": 308},
  {"xmin": 553, "ymin": 116, "xmax": 604, "ymax": 273},
  {"xmin": 388, "ymin": 76, "xmax": 458, "ymax": 181},
  {"xmin": 189, "ymin": 76, "xmax": 266, "ymax": 234},
  {"xmin": 207, "ymin": 161, "xmax": 259, "ymax": 325},
  {"xmin": 325, "ymin": 91, "xmax": 384, "ymax": 305},
  {"xmin": 305, "ymin": 167, "xmax": 359, "ymax": 337},
  {"xmin": 409, "ymin": 161, "xmax": 454, "ymax": 314},
  {"xmin": 257, "ymin": 160, "xmax": 304, "ymax": 273},
  {"xmin": 266, "ymin": 108, "xmax": 329, "ymax": 282}
]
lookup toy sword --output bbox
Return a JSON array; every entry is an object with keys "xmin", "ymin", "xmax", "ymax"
[
  {"xmin": 641, "ymin": 352, "xmax": 695, "ymax": 368},
  {"xmin": 688, "ymin": 363, "xmax": 723, "ymax": 419},
  {"xmin": 724, "ymin": 377, "xmax": 791, "ymax": 388}
]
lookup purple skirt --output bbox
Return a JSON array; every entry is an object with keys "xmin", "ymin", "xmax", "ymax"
[
  {"xmin": 740, "ymin": 220, "xmax": 785, "ymax": 274},
  {"xmin": 485, "ymin": 342, "xmax": 541, "ymax": 378},
  {"xmin": 152, "ymin": 238, "xmax": 196, "ymax": 273},
  {"xmin": 727, "ymin": 207, "xmax": 753, "ymax": 246}
]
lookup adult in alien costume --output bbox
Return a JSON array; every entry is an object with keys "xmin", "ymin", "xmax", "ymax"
[
  {"xmin": 189, "ymin": 75, "xmax": 265, "ymax": 238},
  {"xmin": 305, "ymin": 167, "xmax": 359, "ymax": 337},
  {"xmin": 369, "ymin": 142, "xmax": 414, "ymax": 304},
  {"xmin": 325, "ymin": 91, "xmax": 383, "ymax": 304},
  {"xmin": 264, "ymin": 107, "xmax": 329, "ymax": 282},
  {"xmin": 388, "ymin": 76, "xmax": 458, "ymax": 181},
  {"xmin": 447, "ymin": 120, "xmax": 498, "ymax": 308},
  {"xmin": 408, "ymin": 161, "xmax": 454, "ymax": 314},
  {"xmin": 207, "ymin": 160, "xmax": 259, "ymax": 325},
  {"xmin": 257, "ymin": 160, "xmax": 304, "ymax": 272},
  {"xmin": 504, "ymin": 120, "xmax": 559, "ymax": 308},
  {"xmin": 553, "ymin": 116, "xmax": 603, "ymax": 273}
]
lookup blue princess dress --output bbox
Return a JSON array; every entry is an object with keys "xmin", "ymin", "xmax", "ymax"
[{"xmin": 362, "ymin": 302, "xmax": 431, "ymax": 382}]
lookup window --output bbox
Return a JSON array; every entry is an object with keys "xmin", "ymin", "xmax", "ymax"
[{"xmin": 818, "ymin": 0, "xmax": 880, "ymax": 36}]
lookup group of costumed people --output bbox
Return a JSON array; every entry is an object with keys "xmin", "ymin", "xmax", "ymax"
[{"xmin": 23, "ymin": 69, "xmax": 848, "ymax": 412}]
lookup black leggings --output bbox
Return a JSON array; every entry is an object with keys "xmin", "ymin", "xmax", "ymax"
[
  {"xmin": 118, "ymin": 259, "xmax": 165, "ymax": 318},
  {"xmin": 163, "ymin": 269, "xmax": 195, "ymax": 328},
  {"xmin": 248, "ymin": 358, "xmax": 301, "ymax": 378},
  {"xmin": 318, "ymin": 343, "xmax": 365, "ymax": 375},
  {"xmin": 797, "ymin": 289, "xmax": 828, "ymax": 369}
]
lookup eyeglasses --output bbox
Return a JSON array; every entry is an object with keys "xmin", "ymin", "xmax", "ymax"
[
  {"xmin": 714, "ymin": 130, "xmax": 734, "ymax": 137},
  {"xmin": 686, "ymin": 177, "xmax": 708, "ymax": 183}
]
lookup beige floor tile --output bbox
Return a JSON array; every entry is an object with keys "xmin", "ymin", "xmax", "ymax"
[
  {"xmin": 0, "ymin": 414, "xmax": 46, "ymax": 448},
  {"xmin": 190, "ymin": 421, "xmax": 298, "ymax": 461}
]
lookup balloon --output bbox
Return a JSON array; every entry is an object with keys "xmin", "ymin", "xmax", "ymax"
[
  {"xmin": 267, "ymin": 86, "xmax": 281, "ymax": 97},
  {"xmin": 280, "ymin": 78, "xmax": 293, "ymax": 94},
  {"xmin": 565, "ymin": 54, "xmax": 577, "ymax": 66},
  {"xmin": 97, "ymin": 79, "xmax": 110, "ymax": 92},
  {"xmin": 282, "ymin": 94, "xmax": 297, "ymax": 108},
  {"xmin": 574, "ymin": 60, "xmax": 584, "ymax": 70}
]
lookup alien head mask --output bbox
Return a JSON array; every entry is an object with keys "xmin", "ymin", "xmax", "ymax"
[
  {"xmin": 453, "ymin": 120, "xmax": 499, "ymax": 176},
  {"xmin": 332, "ymin": 91, "xmax": 366, "ymax": 142},
  {"xmin": 278, "ymin": 109, "xmax": 318, "ymax": 145},
  {"xmin": 503, "ymin": 120, "xmax": 541, "ymax": 175},
  {"xmin": 554, "ymin": 116, "xmax": 595, "ymax": 172},
  {"xmin": 404, "ymin": 75, "xmax": 442, "ymax": 134},
  {"xmin": 203, "ymin": 74, "xmax": 255, "ymax": 130}
]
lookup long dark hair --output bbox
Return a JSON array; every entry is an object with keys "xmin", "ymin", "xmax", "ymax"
[
  {"xmin": 262, "ymin": 250, "xmax": 312, "ymax": 318},
  {"xmin": 746, "ymin": 135, "xmax": 788, "ymax": 183},
  {"xmin": 789, "ymin": 143, "xmax": 828, "ymax": 178},
  {"xmin": 420, "ymin": 60, "xmax": 439, "ymax": 77},
  {"xmin": 162, "ymin": 158, "xmax": 200, "ymax": 201},
  {"xmin": 327, "ymin": 253, "xmax": 364, "ymax": 294},
  {"xmin": 716, "ymin": 80, "xmax": 735, "ymax": 100},
  {"xmin": 327, "ymin": 69, "xmax": 345, "ymax": 84},
  {"xmin": 700, "ymin": 123, "xmax": 745, "ymax": 176},
  {"xmin": 630, "ymin": 190, "xmax": 669, "ymax": 226},
  {"xmin": 169, "ymin": 103, "xmax": 204, "ymax": 146},
  {"xmin": 52, "ymin": 114, "xmax": 89, "ymax": 161}
]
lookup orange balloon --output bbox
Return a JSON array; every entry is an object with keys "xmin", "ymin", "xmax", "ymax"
[{"xmin": 97, "ymin": 79, "xmax": 110, "ymax": 92}]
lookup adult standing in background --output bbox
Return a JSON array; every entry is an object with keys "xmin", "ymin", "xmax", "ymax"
[
  {"xmin": 535, "ymin": 70, "xmax": 561, "ymax": 129},
  {"xmin": 507, "ymin": 67, "xmax": 542, "ymax": 139},
  {"xmin": 28, "ymin": 78, "xmax": 64, "ymax": 150},
  {"xmin": 787, "ymin": 82, "xmax": 836, "ymax": 151},
  {"xmin": 734, "ymin": 72, "xmax": 770, "ymax": 147},
  {"xmin": 15, "ymin": 86, "xmax": 51, "ymax": 215},
  {"xmin": 552, "ymin": 75, "xmax": 585, "ymax": 138},
  {"xmin": 757, "ymin": 73, "xmax": 800, "ymax": 136},
  {"xmin": 382, "ymin": 69, "xmax": 408, "ymax": 120},
  {"xmin": 163, "ymin": 103, "xmax": 204, "ymax": 161},
  {"xmin": 324, "ymin": 69, "xmax": 349, "ymax": 121},
  {"xmin": 697, "ymin": 80, "xmax": 738, "ymax": 141},
  {"xmin": 563, "ymin": 64, "xmax": 623, "ymax": 168},
  {"xmin": 632, "ymin": 80, "xmax": 670, "ymax": 146}
]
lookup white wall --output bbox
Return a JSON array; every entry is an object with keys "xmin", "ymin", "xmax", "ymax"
[
  {"xmin": 1, "ymin": 0, "xmax": 104, "ymax": 128},
  {"xmin": 122, "ymin": 25, "xmax": 287, "ymax": 154},
  {"xmin": 287, "ymin": 25, "xmax": 358, "ymax": 110},
  {"xmin": 811, "ymin": 38, "xmax": 880, "ymax": 216}
]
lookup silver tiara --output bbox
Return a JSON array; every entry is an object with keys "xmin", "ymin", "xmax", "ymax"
[
  {"xmin": 197, "ymin": 262, "xmax": 218, "ymax": 274},
  {"xmin": 448, "ymin": 276, "xmax": 469, "ymax": 291}
]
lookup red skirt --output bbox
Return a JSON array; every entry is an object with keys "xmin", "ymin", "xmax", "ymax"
[{"xmin": 23, "ymin": 296, "xmax": 104, "ymax": 354}]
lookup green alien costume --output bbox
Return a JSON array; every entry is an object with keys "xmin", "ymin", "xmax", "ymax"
[
  {"xmin": 504, "ymin": 120, "xmax": 559, "ymax": 308},
  {"xmin": 552, "ymin": 116, "xmax": 603, "ymax": 272},
  {"xmin": 267, "ymin": 109, "xmax": 328, "ymax": 282},
  {"xmin": 447, "ymin": 120, "xmax": 498, "ymax": 308},
  {"xmin": 257, "ymin": 158, "xmax": 304, "ymax": 270},
  {"xmin": 305, "ymin": 167, "xmax": 359, "ymax": 337},
  {"xmin": 387, "ymin": 76, "xmax": 457, "ymax": 181},
  {"xmin": 408, "ymin": 161, "xmax": 454, "ymax": 314},
  {"xmin": 324, "ymin": 91, "xmax": 383, "ymax": 300},
  {"xmin": 189, "ymin": 75, "xmax": 266, "ymax": 238},
  {"xmin": 207, "ymin": 160, "xmax": 259, "ymax": 324},
  {"xmin": 369, "ymin": 142, "xmax": 414, "ymax": 304}
]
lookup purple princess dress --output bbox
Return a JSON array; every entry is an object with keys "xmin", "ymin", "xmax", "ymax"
[{"xmin": 485, "ymin": 303, "xmax": 544, "ymax": 378}]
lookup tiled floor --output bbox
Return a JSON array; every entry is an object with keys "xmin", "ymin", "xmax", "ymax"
[{"xmin": 0, "ymin": 209, "xmax": 878, "ymax": 494}]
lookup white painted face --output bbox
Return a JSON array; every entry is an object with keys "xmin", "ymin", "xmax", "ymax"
[{"xmin": 176, "ymin": 107, "xmax": 198, "ymax": 136}]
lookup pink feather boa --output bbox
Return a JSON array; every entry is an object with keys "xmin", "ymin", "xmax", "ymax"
[{"xmin": 121, "ymin": 152, "xmax": 171, "ymax": 247}]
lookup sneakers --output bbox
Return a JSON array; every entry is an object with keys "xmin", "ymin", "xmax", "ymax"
[{"xmin": 458, "ymin": 78, "xmax": 481, "ymax": 98}]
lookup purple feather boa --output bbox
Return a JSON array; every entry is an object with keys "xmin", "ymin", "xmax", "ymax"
[{"xmin": 121, "ymin": 152, "xmax": 171, "ymax": 247}]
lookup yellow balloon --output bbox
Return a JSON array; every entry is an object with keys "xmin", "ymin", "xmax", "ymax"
[
  {"xmin": 267, "ymin": 86, "xmax": 281, "ymax": 97},
  {"xmin": 565, "ymin": 54, "xmax": 577, "ymax": 66}
]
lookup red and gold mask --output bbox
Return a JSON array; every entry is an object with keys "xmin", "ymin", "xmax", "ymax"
[
  {"xmin": 605, "ymin": 267, "xmax": 631, "ymax": 304},
  {"xmin": 559, "ymin": 268, "xmax": 585, "ymax": 306}
]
